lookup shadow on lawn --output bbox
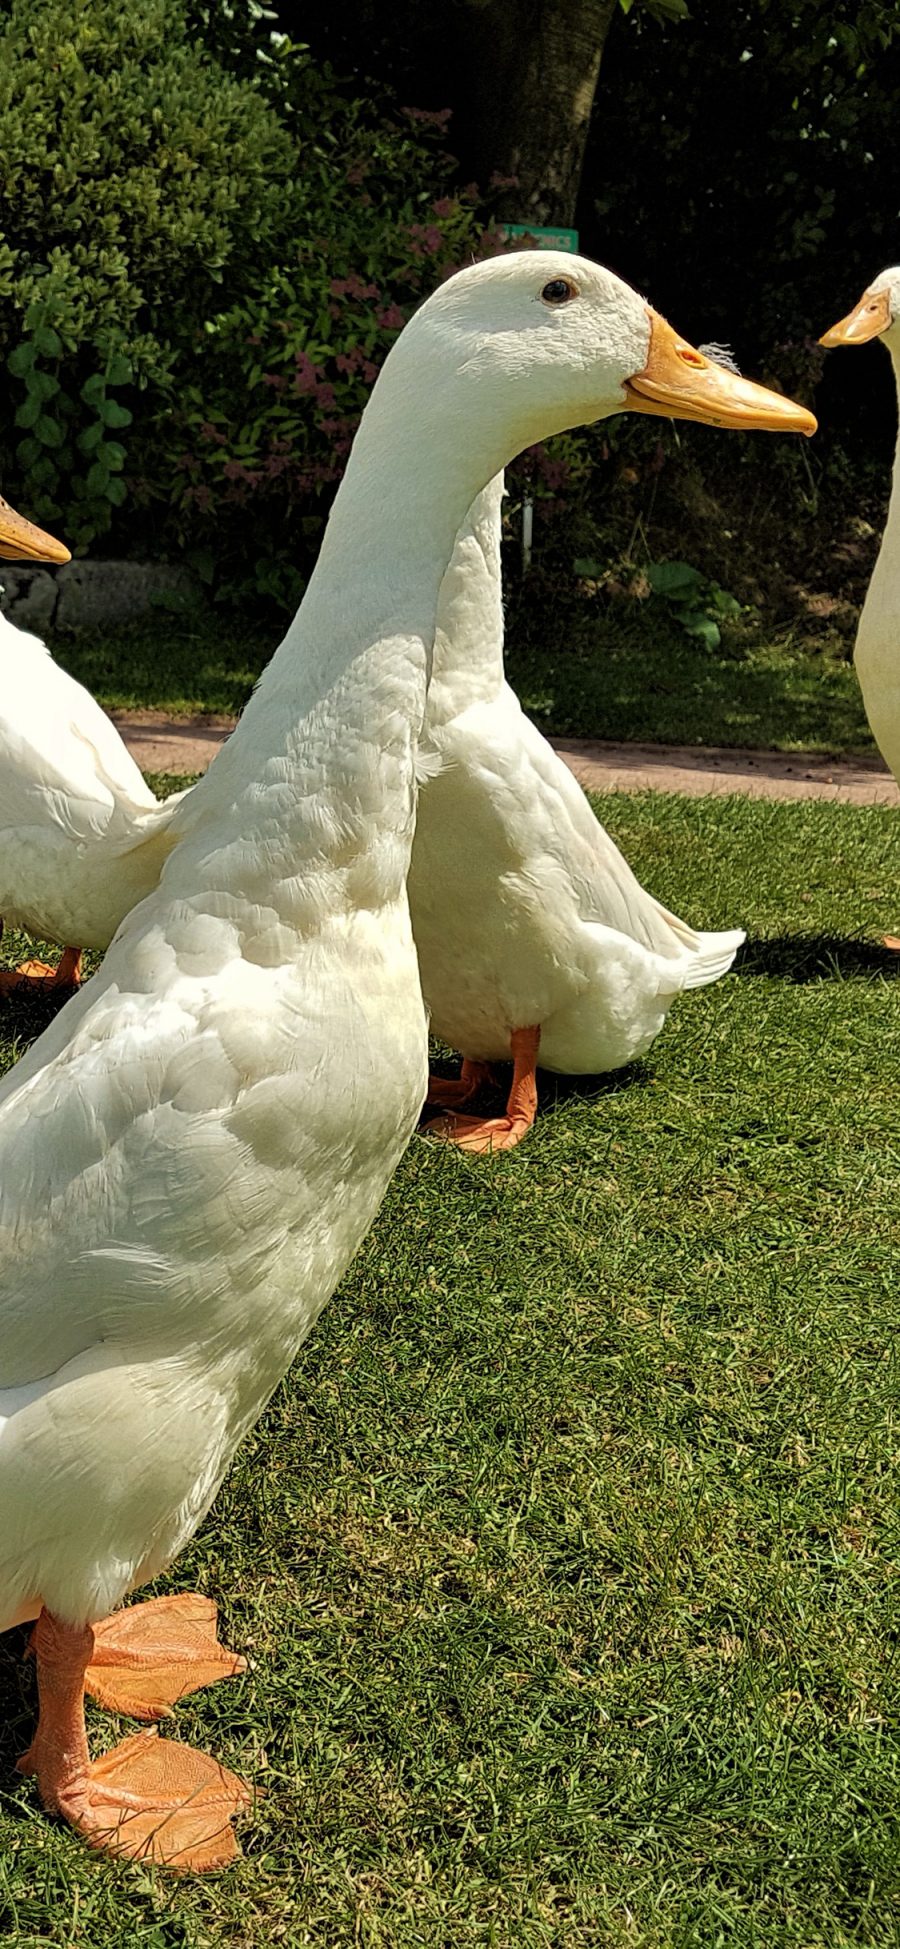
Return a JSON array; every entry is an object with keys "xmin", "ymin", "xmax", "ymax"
[
  {"xmin": 0, "ymin": 1628, "xmax": 38, "ymax": 1791},
  {"xmin": 540, "ymin": 1060, "xmax": 651, "ymax": 1106},
  {"xmin": 423, "ymin": 1057, "xmax": 650, "ymax": 1127},
  {"xmin": 735, "ymin": 934, "xmax": 900, "ymax": 983}
]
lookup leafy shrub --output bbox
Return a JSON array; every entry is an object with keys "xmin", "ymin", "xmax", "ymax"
[
  {"xmin": 0, "ymin": 0, "xmax": 493, "ymax": 585},
  {"xmin": 589, "ymin": 0, "xmax": 900, "ymax": 466},
  {"xmin": 165, "ymin": 93, "xmax": 494, "ymax": 605},
  {"xmin": 574, "ymin": 547, "xmax": 742, "ymax": 649},
  {"xmin": 643, "ymin": 559, "xmax": 741, "ymax": 649},
  {"xmin": 0, "ymin": 0, "xmax": 302, "ymax": 549}
]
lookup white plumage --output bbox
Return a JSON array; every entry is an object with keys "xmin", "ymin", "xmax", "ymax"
[
  {"xmin": 0, "ymin": 610, "xmax": 186, "ymax": 966},
  {"xmin": 0, "ymin": 252, "xmax": 814, "ymax": 1866},
  {"xmin": 821, "ymin": 268, "xmax": 900, "ymax": 787},
  {"xmin": 408, "ymin": 473, "xmax": 743, "ymax": 1146}
]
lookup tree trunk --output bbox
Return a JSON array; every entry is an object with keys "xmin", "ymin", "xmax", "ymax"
[
  {"xmin": 270, "ymin": 0, "xmax": 620, "ymax": 231},
  {"xmin": 454, "ymin": 0, "xmax": 620, "ymax": 227}
]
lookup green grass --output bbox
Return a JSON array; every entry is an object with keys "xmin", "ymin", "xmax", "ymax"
[
  {"xmin": 48, "ymin": 603, "xmax": 874, "ymax": 753},
  {"xmin": 0, "ymin": 791, "xmax": 898, "ymax": 1945},
  {"xmin": 505, "ymin": 608, "xmax": 873, "ymax": 754},
  {"xmin": 49, "ymin": 616, "xmax": 282, "ymax": 720}
]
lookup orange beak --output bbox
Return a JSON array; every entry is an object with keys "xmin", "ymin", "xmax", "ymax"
[
  {"xmin": 0, "ymin": 494, "xmax": 70, "ymax": 564},
  {"xmin": 625, "ymin": 310, "xmax": 817, "ymax": 436},
  {"xmin": 820, "ymin": 286, "xmax": 892, "ymax": 348}
]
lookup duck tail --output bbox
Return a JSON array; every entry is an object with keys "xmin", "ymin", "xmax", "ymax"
[{"xmin": 677, "ymin": 924, "xmax": 746, "ymax": 990}]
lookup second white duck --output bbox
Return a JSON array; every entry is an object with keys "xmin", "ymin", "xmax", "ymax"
[
  {"xmin": 0, "ymin": 606, "xmax": 190, "ymax": 995},
  {"xmin": 410, "ymin": 463, "xmax": 793, "ymax": 1151},
  {"xmin": 821, "ymin": 270, "xmax": 900, "ymax": 787},
  {"xmin": 0, "ymin": 255, "xmax": 814, "ymax": 1872}
]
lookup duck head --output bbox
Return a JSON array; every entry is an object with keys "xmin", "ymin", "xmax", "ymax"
[
  {"xmin": 820, "ymin": 268, "xmax": 900, "ymax": 351},
  {"xmin": 0, "ymin": 493, "xmax": 70, "ymax": 564},
  {"xmin": 403, "ymin": 251, "xmax": 817, "ymax": 455}
]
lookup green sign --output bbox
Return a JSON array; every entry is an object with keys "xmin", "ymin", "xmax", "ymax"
[{"xmin": 501, "ymin": 223, "xmax": 580, "ymax": 252}]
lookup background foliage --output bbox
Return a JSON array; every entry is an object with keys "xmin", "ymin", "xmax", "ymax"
[
  {"xmin": 0, "ymin": 0, "xmax": 491, "ymax": 593},
  {"xmin": 0, "ymin": 0, "xmax": 898, "ymax": 612}
]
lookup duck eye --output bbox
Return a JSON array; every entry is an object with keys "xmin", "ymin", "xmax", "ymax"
[{"xmin": 541, "ymin": 277, "xmax": 578, "ymax": 306}]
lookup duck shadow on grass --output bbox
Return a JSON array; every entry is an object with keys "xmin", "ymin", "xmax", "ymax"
[
  {"xmin": 0, "ymin": 1627, "xmax": 38, "ymax": 1797},
  {"xmin": 421, "ymin": 1055, "xmax": 651, "ymax": 1128},
  {"xmin": 733, "ymin": 933, "xmax": 900, "ymax": 984},
  {"xmin": 0, "ymin": 979, "xmax": 77, "ymax": 1057},
  {"xmin": 538, "ymin": 1061, "xmax": 652, "ymax": 1109}
]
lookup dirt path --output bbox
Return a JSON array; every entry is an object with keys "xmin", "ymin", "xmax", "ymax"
[
  {"xmin": 552, "ymin": 738, "xmax": 900, "ymax": 806},
  {"xmin": 111, "ymin": 708, "xmax": 900, "ymax": 807}
]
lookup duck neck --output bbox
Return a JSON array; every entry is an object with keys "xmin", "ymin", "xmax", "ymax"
[
  {"xmin": 169, "ymin": 390, "xmax": 513, "ymax": 923},
  {"xmin": 424, "ymin": 472, "xmax": 507, "ymax": 733},
  {"xmin": 877, "ymin": 343, "xmax": 900, "ymax": 589}
]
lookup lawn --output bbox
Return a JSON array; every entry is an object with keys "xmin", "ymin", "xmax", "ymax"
[
  {"xmin": 46, "ymin": 600, "xmax": 874, "ymax": 754},
  {"xmin": 0, "ymin": 790, "xmax": 898, "ymax": 1948}
]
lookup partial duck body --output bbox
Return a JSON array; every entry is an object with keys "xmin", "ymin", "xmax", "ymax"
[
  {"xmin": 0, "ymin": 610, "xmax": 187, "ymax": 990},
  {"xmin": 0, "ymin": 251, "xmax": 813, "ymax": 1866},
  {"xmin": 409, "ymin": 473, "xmax": 747, "ymax": 1151}
]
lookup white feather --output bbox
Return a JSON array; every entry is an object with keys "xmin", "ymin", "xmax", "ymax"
[
  {"xmin": 0, "ymin": 250, "xmax": 678, "ymax": 1631},
  {"xmin": 0, "ymin": 612, "xmax": 187, "ymax": 949},
  {"xmin": 409, "ymin": 473, "xmax": 744, "ymax": 1074}
]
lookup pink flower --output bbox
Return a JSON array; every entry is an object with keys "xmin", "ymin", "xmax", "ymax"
[
  {"xmin": 199, "ymin": 421, "xmax": 227, "ymax": 445},
  {"xmin": 330, "ymin": 274, "xmax": 380, "ymax": 302},
  {"xmin": 319, "ymin": 414, "xmax": 358, "ymax": 438},
  {"xmin": 262, "ymin": 372, "xmax": 286, "ymax": 390},
  {"xmin": 489, "ymin": 170, "xmax": 520, "ymax": 191},
  {"xmin": 432, "ymin": 197, "xmax": 455, "ymax": 219},
  {"xmin": 409, "ymin": 222, "xmax": 444, "ymax": 255},
  {"xmin": 375, "ymin": 304, "xmax": 405, "ymax": 331},
  {"xmin": 402, "ymin": 106, "xmax": 452, "ymax": 129},
  {"xmin": 362, "ymin": 360, "xmax": 379, "ymax": 384},
  {"xmin": 294, "ymin": 351, "xmax": 322, "ymax": 395}
]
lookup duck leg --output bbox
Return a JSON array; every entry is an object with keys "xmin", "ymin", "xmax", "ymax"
[
  {"xmin": 0, "ymin": 944, "xmax": 83, "ymax": 995},
  {"xmin": 424, "ymin": 1024, "xmax": 540, "ymax": 1153},
  {"xmin": 18, "ymin": 1609, "xmax": 251, "ymax": 1871},
  {"xmin": 425, "ymin": 1058, "xmax": 495, "ymax": 1109},
  {"xmin": 82, "ymin": 1593, "xmax": 247, "ymax": 1720}
]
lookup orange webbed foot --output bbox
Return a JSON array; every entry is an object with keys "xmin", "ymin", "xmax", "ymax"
[
  {"xmin": 425, "ymin": 1058, "xmax": 495, "ymax": 1110},
  {"xmin": 20, "ymin": 1607, "xmax": 252, "ymax": 1873},
  {"xmin": 83, "ymin": 1593, "xmax": 247, "ymax": 1720},
  {"xmin": 423, "ymin": 1025, "xmax": 540, "ymax": 1154},
  {"xmin": 0, "ymin": 946, "xmax": 83, "ymax": 994},
  {"xmin": 423, "ymin": 1109, "xmax": 534, "ymax": 1152},
  {"xmin": 21, "ymin": 1725, "xmax": 252, "ymax": 1872}
]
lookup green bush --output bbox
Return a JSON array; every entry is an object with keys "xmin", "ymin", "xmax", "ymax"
[
  {"xmin": 165, "ymin": 91, "xmax": 492, "ymax": 606},
  {"xmin": 0, "ymin": 0, "xmax": 301, "ymax": 548},
  {"xmin": 0, "ymin": 0, "xmax": 491, "ymax": 585}
]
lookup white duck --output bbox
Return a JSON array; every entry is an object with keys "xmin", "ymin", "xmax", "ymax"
[
  {"xmin": 821, "ymin": 270, "xmax": 900, "ymax": 788},
  {"xmin": 0, "ymin": 252, "xmax": 814, "ymax": 1873},
  {"xmin": 0, "ymin": 607, "xmax": 191, "ymax": 995},
  {"xmin": 410, "ymin": 472, "xmax": 753, "ymax": 1151}
]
